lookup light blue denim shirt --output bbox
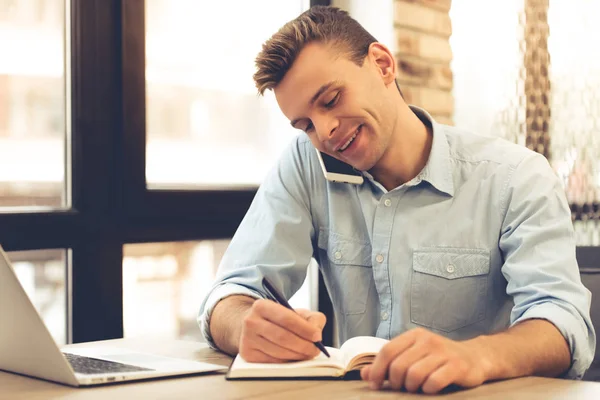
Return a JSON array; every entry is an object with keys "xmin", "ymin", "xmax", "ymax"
[{"xmin": 199, "ymin": 106, "xmax": 595, "ymax": 379}]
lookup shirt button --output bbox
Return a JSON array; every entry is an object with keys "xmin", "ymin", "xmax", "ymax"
[
  {"xmin": 381, "ymin": 312, "xmax": 389, "ymax": 321},
  {"xmin": 446, "ymin": 264, "xmax": 455, "ymax": 274},
  {"xmin": 384, "ymin": 199, "xmax": 392, "ymax": 207},
  {"xmin": 376, "ymin": 254, "xmax": 384, "ymax": 263},
  {"xmin": 334, "ymin": 251, "xmax": 342, "ymax": 260}
]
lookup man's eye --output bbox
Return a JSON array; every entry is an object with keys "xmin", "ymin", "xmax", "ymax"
[
  {"xmin": 304, "ymin": 122, "xmax": 314, "ymax": 133},
  {"xmin": 324, "ymin": 92, "xmax": 340, "ymax": 108}
]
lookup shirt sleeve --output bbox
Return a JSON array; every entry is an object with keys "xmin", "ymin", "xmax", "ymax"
[
  {"xmin": 198, "ymin": 136, "xmax": 318, "ymax": 350},
  {"xmin": 499, "ymin": 152, "xmax": 596, "ymax": 379}
]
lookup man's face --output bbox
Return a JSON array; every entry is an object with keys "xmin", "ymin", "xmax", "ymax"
[{"xmin": 274, "ymin": 42, "xmax": 397, "ymax": 172}]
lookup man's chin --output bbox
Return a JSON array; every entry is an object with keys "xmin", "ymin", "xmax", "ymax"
[
  {"xmin": 351, "ymin": 159, "xmax": 376, "ymax": 173},
  {"xmin": 342, "ymin": 150, "xmax": 378, "ymax": 172}
]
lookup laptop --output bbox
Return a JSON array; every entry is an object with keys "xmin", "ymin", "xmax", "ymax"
[{"xmin": 0, "ymin": 245, "xmax": 227, "ymax": 386}]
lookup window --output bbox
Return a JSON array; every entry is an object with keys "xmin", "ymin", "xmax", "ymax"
[
  {"xmin": 0, "ymin": 0, "xmax": 66, "ymax": 208},
  {"xmin": 450, "ymin": 0, "xmax": 600, "ymax": 246},
  {"xmin": 123, "ymin": 241, "xmax": 317, "ymax": 340},
  {"xmin": 0, "ymin": 1, "xmax": 331, "ymax": 346},
  {"xmin": 145, "ymin": 0, "xmax": 309, "ymax": 189}
]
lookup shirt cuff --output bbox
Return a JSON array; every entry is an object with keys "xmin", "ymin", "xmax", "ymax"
[
  {"xmin": 512, "ymin": 301, "xmax": 594, "ymax": 379},
  {"xmin": 198, "ymin": 283, "xmax": 265, "ymax": 351}
]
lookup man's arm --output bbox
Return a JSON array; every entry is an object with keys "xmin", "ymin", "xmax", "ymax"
[
  {"xmin": 361, "ymin": 319, "xmax": 570, "ymax": 393},
  {"xmin": 198, "ymin": 137, "xmax": 324, "ymax": 358},
  {"xmin": 363, "ymin": 152, "xmax": 594, "ymax": 393},
  {"xmin": 209, "ymin": 295, "xmax": 326, "ymax": 362},
  {"xmin": 210, "ymin": 295, "xmax": 255, "ymax": 356},
  {"xmin": 470, "ymin": 319, "xmax": 571, "ymax": 380},
  {"xmin": 497, "ymin": 152, "xmax": 595, "ymax": 379}
]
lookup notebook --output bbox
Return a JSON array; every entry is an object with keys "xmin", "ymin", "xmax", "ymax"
[{"xmin": 226, "ymin": 336, "xmax": 388, "ymax": 379}]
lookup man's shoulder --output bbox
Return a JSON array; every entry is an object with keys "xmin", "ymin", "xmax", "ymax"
[
  {"xmin": 282, "ymin": 134, "xmax": 315, "ymax": 158},
  {"xmin": 441, "ymin": 124, "xmax": 536, "ymax": 169},
  {"xmin": 273, "ymin": 135, "xmax": 325, "ymax": 186},
  {"xmin": 296, "ymin": 135, "xmax": 312, "ymax": 146}
]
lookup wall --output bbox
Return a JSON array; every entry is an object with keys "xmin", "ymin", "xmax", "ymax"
[
  {"xmin": 394, "ymin": 0, "xmax": 453, "ymax": 125},
  {"xmin": 332, "ymin": 0, "xmax": 395, "ymax": 52}
]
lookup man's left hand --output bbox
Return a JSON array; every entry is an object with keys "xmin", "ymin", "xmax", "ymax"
[{"xmin": 360, "ymin": 327, "xmax": 491, "ymax": 394}]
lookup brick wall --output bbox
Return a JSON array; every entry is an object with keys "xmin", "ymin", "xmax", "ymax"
[
  {"xmin": 394, "ymin": 0, "xmax": 453, "ymax": 125},
  {"xmin": 0, "ymin": 75, "xmax": 7, "ymax": 136}
]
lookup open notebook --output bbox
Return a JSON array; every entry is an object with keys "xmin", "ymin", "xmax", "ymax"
[{"xmin": 226, "ymin": 336, "xmax": 389, "ymax": 380}]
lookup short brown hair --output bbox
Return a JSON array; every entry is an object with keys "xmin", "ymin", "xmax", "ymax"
[{"xmin": 253, "ymin": 6, "xmax": 377, "ymax": 95}]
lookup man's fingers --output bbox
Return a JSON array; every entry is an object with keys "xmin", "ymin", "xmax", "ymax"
[
  {"xmin": 239, "ymin": 347, "xmax": 287, "ymax": 364},
  {"xmin": 244, "ymin": 311, "xmax": 319, "ymax": 357},
  {"xmin": 296, "ymin": 309, "xmax": 327, "ymax": 332},
  {"xmin": 249, "ymin": 335, "xmax": 313, "ymax": 362},
  {"xmin": 253, "ymin": 300, "xmax": 321, "ymax": 342},
  {"xmin": 367, "ymin": 334, "xmax": 416, "ymax": 389},
  {"xmin": 403, "ymin": 356, "xmax": 447, "ymax": 393},
  {"xmin": 240, "ymin": 300, "xmax": 324, "ymax": 363},
  {"xmin": 259, "ymin": 326, "xmax": 320, "ymax": 359},
  {"xmin": 386, "ymin": 345, "xmax": 429, "ymax": 391},
  {"xmin": 360, "ymin": 365, "xmax": 371, "ymax": 381},
  {"xmin": 421, "ymin": 363, "xmax": 457, "ymax": 394}
]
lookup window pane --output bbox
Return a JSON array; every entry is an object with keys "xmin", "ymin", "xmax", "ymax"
[
  {"xmin": 548, "ymin": 0, "xmax": 600, "ymax": 245},
  {"xmin": 145, "ymin": 0, "xmax": 308, "ymax": 189},
  {"xmin": 123, "ymin": 241, "xmax": 317, "ymax": 341},
  {"xmin": 450, "ymin": 0, "xmax": 524, "ymax": 142},
  {"xmin": 450, "ymin": 0, "xmax": 600, "ymax": 245},
  {"xmin": 0, "ymin": 0, "xmax": 67, "ymax": 208},
  {"xmin": 6, "ymin": 249, "xmax": 67, "ymax": 345}
]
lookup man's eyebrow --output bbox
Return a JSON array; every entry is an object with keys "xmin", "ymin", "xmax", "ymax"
[
  {"xmin": 310, "ymin": 80, "xmax": 337, "ymax": 105},
  {"xmin": 290, "ymin": 80, "xmax": 339, "ymax": 129}
]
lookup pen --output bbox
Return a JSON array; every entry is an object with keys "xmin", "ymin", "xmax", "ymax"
[{"xmin": 261, "ymin": 277, "xmax": 330, "ymax": 358}]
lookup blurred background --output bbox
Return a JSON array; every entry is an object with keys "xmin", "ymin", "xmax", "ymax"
[{"xmin": 0, "ymin": 0, "xmax": 598, "ymax": 350}]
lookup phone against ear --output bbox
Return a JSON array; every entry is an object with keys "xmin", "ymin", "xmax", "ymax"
[{"xmin": 315, "ymin": 149, "xmax": 364, "ymax": 185}]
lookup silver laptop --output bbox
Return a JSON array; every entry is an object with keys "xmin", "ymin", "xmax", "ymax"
[{"xmin": 0, "ymin": 246, "xmax": 226, "ymax": 386}]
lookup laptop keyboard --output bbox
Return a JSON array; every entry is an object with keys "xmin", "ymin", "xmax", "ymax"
[{"xmin": 63, "ymin": 352, "xmax": 154, "ymax": 375}]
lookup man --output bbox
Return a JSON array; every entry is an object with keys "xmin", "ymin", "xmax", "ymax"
[{"xmin": 199, "ymin": 6, "xmax": 595, "ymax": 393}]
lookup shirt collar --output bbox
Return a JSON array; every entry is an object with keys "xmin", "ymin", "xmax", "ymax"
[{"xmin": 409, "ymin": 105, "xmax": 455, "ymax": 197}]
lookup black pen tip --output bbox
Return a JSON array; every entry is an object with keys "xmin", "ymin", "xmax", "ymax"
[{"xmin": 316, "ymin": 342, "xmax": 330, "ymax": 358}]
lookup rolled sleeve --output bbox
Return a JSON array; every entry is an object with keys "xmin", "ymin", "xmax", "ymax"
[
  {"xmin": 198, "ymin": 283, "xmax": 264, "ymax": 350},
  {"xmin": 512, "ymin": 301, "xmax": 594, "ymax": 379},
  {"xmin": 500, "ymin": 152, "xmax": 596, "ymax": 379},
  {"xmin": 197, "ymin": 136, "xmax": 318, "ymax": 351}
]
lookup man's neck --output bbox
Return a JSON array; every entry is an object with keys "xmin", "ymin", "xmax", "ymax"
[{"xmin": 369, "ymin": 104, "xmax": 433, "ymax": 192}]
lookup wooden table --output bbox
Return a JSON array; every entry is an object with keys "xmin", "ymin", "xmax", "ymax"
[{"xmin": 1, "ymin": 337, "xmax": 599, "ymax": 399}]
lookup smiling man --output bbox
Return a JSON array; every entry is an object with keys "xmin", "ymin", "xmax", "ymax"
[{"xmin": 198, "ymin": 6, "xmax": 595, "ymax": 393}]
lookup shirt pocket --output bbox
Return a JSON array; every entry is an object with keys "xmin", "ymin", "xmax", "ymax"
[
  {"xmin": 411, "ymin": 247, "xmax": 490, "ymax": 332},
  {"xmin": 317, "ymin": 228, "xmax": 372, "ymax": 315}
]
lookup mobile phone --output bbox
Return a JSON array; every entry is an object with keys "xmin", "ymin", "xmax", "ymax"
[{"xmin": 315, "ymin": 149, "xmax": 364, "ymax": 185}]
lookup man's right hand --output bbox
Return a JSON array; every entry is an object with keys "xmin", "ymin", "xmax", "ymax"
[{"xmin": 238, "ymin": 298, "xmax": 327, "ymax": 363}]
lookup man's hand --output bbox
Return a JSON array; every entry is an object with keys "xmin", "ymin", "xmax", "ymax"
[
  {"xmin": 361, "ymin": 328, "xmax": 491, "ymax": 394},
  {"xmin": 238, "ymin": 299, "xmax": 327, "ymax": 363}
]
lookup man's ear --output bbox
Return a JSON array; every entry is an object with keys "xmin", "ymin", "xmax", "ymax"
[{"xmin": 368, "ymin": 42, "xmax": 397, "ymax": 86}]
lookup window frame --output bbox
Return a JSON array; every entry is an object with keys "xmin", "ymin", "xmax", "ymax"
[{"xmin": 0, "ymin": 0, "xmax": 334, "ymax": 345}]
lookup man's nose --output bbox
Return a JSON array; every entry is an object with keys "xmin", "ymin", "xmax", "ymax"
[{"xmin": 314, "ymin": 115, "xmax": 338, "ymax": 144}]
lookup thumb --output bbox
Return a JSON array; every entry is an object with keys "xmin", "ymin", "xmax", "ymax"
[{"xmin": 296, "ymin": 309, "xmax": 327, "ymax": 331}]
